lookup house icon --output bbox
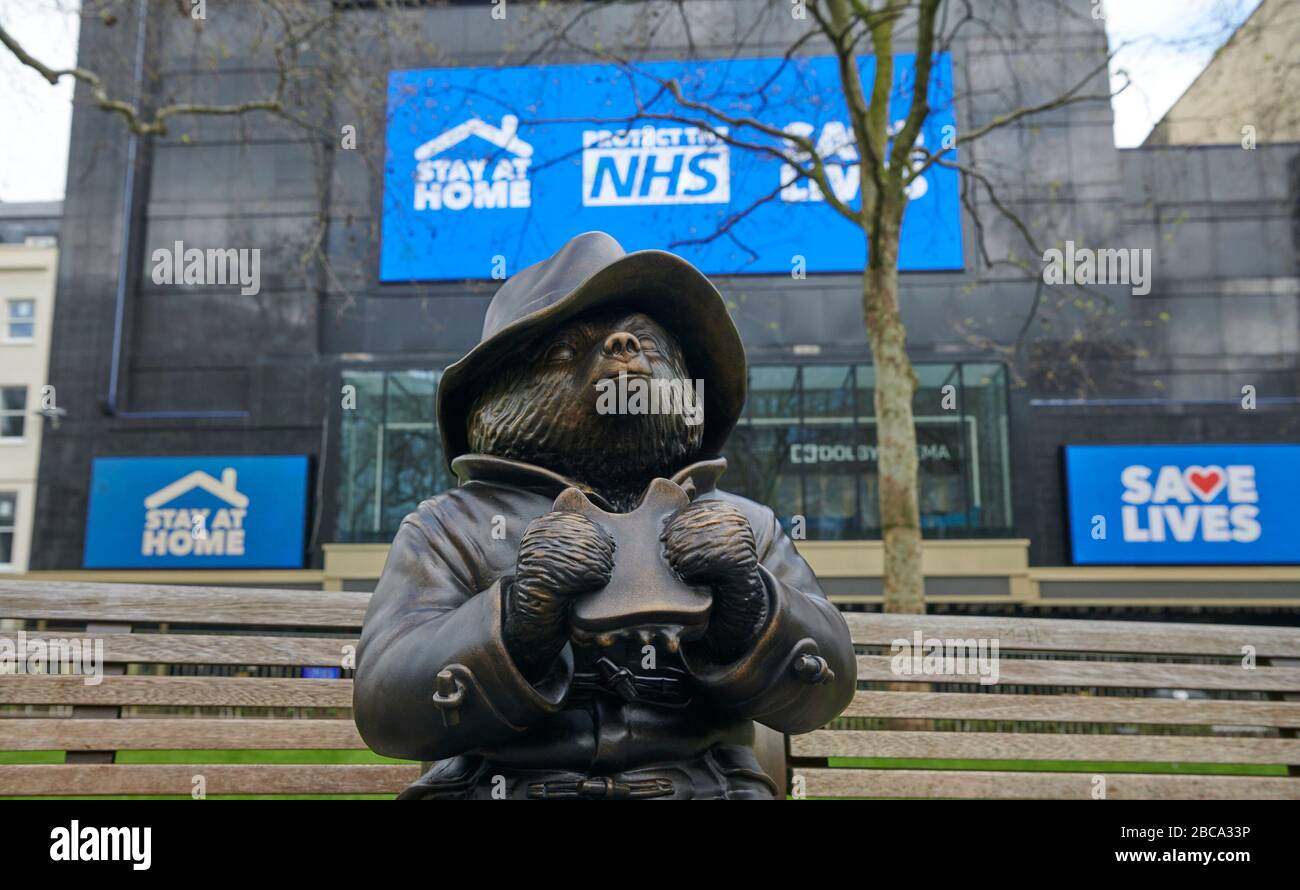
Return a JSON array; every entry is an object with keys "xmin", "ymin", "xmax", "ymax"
[
  {"xmin": 411, "ymin": 114, "xmax": 535, "ymax": 212},
  {"xmin": 413, "ymin": 114, "xmax": 534, "ymax": 161},
  {"xmin": 144, "ymin": 468, "xmax": 249, "ymax": 510}
]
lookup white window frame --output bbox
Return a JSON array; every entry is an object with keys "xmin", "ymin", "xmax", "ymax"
[
  {"xmin": 4, "ymin": 299, "xmax": 36, "ymax": 343},
  {"xmin": 0, "ymin": 386, "xmax": 27, "ymax": 441}
]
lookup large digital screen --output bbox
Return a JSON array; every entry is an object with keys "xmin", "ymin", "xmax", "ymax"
[{"xmin": 380, "ymin": 54, "xmax": 963, "ymax": 280}]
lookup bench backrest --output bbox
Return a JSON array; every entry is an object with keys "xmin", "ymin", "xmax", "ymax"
[
  {"xmin": 791, "ymin": 612, "xmax": 1300, "ymax": 799},
  {"xmin": 0, "ymin": 580, "xmax": 415, "ymax": 798},
  {"xmin": 4, "ymin": 580, "xmax": 1299, "ymax": 799}
]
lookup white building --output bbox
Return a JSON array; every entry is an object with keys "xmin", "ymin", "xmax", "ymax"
[{"xmin": 0, "ymin": 202, "xmax": 61, "ymax": 573}]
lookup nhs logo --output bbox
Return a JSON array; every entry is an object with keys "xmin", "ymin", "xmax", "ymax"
[
  {"xmin": 581, "ymin": 125, "xmax": 729, "ymax": 206},
  {"xmin": 1065, "ymin": 445, "xmax": 1300, "ymax": 565},
  {"xmin": 84, "ymin": 456, "xmax": 308, "ymax": 569}
]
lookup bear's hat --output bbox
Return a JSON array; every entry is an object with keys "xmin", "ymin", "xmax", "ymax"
[{"xmin": 436, "ymin": 231, "xmax": 747, "ymax": 468}]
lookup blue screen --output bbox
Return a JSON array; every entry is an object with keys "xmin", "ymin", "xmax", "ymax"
[
  {"xmin": 380, "ymin": 54, "xmax": 962, "ymax": 280},
  {"xmin": 83, "ymin": 456, "xmax": 309, "ymax": 569},
  {"xmin": 1064, "ymin": 444, "xmax": 1300, "ymax": 565}
]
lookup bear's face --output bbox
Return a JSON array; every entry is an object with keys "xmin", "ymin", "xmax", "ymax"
[{"xmin": 467, "ymin": 308, "xmax": 704, "ymax": 510}]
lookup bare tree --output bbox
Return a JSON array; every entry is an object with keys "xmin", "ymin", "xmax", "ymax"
[
  {"xmin": 526, "ymin": 0, "xmax": 1124, "ymax": 613},
  {"xmin": 0, "ymin": 0, "xmax": 325, "ymax": 135}
]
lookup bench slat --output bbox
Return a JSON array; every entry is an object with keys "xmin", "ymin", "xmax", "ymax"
[
  {"xmin": 12, "ymin": 632, "xmax": 354, "ymax": 666},
  {"xmin": 0, "ymin": 763, "xmax": 418, "ymax": 796},
  {"xmin": 843, "ymin": 690, "xmax": 1300, "ymax": 728},
  {"xmin": 796, "ymin": 767, "xmax": 1300, "ymax": 800},
  {"xmin": 792, "ymin": 729, "xmax": 1300, "ymax": 764},
  {"xmin": 845, "ymin": 612, "xmax": 1300, "ymax": 657},
  {"xmin": 1, "ymin": 718, "xmax": 365, "ymax": 751},
  {"xmin": 0, "ymin": 675, "xmax": 353, "ymax": 709},
  {"xmin": 0, "ymin": 580, "xmax": 369, "ymax": 628},
  {"xmin": 857, "ymin": 655, "xmax": 1300, "ymax": 692}
]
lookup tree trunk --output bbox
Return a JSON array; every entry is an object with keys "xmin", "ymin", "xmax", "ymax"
[
  {"xmin": 864, "ymin": 224, "xmax": 925, "ymax": 616},
  {"xmin": 867, "ymin": 219, "xmax": 930, "ymax": 731}
]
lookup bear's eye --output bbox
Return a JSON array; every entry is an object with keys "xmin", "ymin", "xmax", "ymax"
[
  {"xmin": 638, "ymin": 335, "xmax": 659, "ymax": 352},
  {"xmin": 544, "ymin": 342, "xmax": 576, "ymax": 364}
]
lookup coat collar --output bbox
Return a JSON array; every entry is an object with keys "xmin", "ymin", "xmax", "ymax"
[{"xmin": 450, "ymin": 453, "xmax": 727, "ymax": 511}]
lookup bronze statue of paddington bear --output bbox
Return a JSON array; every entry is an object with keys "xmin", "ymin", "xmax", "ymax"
[{"xmin": 354, "ymin": 232, "xmax": 855, "ymax": 799}]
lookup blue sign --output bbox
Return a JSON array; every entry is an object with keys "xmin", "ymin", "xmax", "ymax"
[
  {"xmin": 84, "ymin": 456, "xmax": 309, "ymax": 569},
  {"xmin": 1064, "ymin": 445, "xmax": 1300, "ymax": 565},
  {"xmin": 301, "ymin": 667, "xmax": 342, "ymax": 679},
  {"xmin": 380, "ymin": 54, "xmax": 962, "ymax": 281}
]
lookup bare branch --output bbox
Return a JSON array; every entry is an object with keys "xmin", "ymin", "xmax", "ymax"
[
  {"xmin": 908, "ymin": 50, "xmax": 1130, "ymax": 184},
  {"xmin": 888, "ymin": 0, "xmax": 941, "ymax": 191},
  {"xmin": 665, "ymin": 179, "xmax": 788, "ymax": 256},
  {"xmin": 0, "ymin": 5, "xmax": 324, "ymax": 136}
]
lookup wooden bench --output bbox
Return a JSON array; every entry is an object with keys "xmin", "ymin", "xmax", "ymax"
[
  {"xmin": 2, "ymin": 580, "xmax": 1298, "ymax": 798},
  {"xmin": 0, "ymin": 580, "xmax": 406, "ymax": 798},
  {"xmin": 794, "ymin": 612, "xmax": 1300, "ymax": 799}
]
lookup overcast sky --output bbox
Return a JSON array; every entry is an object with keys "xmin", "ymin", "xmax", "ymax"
[{"xmin": 0, "ymin": 0, "xmax": 1265, "ymax": 203}]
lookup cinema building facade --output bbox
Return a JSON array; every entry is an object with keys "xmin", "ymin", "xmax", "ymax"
[{"xmin": 26, "ymin": 1, "xmax": 1300, "ymax": 617}]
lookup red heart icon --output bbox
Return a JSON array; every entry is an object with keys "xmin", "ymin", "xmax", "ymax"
[{"xmin": 1187, "ymin": 469, "xmax": 1223, "ymax": 498}]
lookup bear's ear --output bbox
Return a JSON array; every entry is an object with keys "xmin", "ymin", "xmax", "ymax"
[
  {"xmin": 552, "ymin": 486, "xmax": 596, "ymax": 514},
  {"xmin": 641, "ymin": 478, "xmax": 691, "ymax": 513}
]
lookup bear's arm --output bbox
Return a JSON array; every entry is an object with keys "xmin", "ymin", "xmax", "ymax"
[
  {"xmin": 683, "ymin": 499, "xmax": 857, "ymax": 734},
  {"xmin": 353, "ymin": 508, "xmax": 571, "ymax": 762}
]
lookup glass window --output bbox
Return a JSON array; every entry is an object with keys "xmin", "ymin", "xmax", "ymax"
[
  {"xmin": 0, "ymin": 492, "xmax": 14, "ymax": 565},
  {"xmin": 337, "ymin": 371, "xmax": 384, "ymax": 540},
  {"xmin": 961, "ymin": 363, "xmax": 1013, "ymax": 532},
  {"xmin": 801, "ymin": 364, "xmax": 854, "ymax": 419},
  {"xmin": 336, "ymin": 369, "xmax": 450, "ymax": 542},
  {"xmin": 335, "ymin": 362, "xmax": 1013, "ymax": 544},
  {"xmin": 730, "ymin": 362, "xmax": 1013, "ymax": 540},
  {"xmin": 0, "ymin": 387, "xmax": 26, "ymax": 439},
  {"xmin": 5, "ymin": 300, "xmax": 35, "ymax": 341},
  {"xmin": 747, "ymin": 365, "xmax": 798, "ymax": 419},
  {"xmin": 913, "ymin": 363, "xmax": 969, "ymax": 532}
]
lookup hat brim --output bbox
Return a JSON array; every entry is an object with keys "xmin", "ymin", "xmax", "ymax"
[{"xmin": 436, "ymin": 249, "xmax": 747, "ymax": 469}]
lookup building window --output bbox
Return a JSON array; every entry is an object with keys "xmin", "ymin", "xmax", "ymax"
[
  {"xmin": 336, "ymin": 369, "xmax": 452, "ymax": 542},
  {"xmin": 727, "ymin": 362, "xmax": 1013, "ymax": 540},
  {"xmin": 5, "ymin": 300, "xmax": 35, "ymax": 341},
  {"xmin": 0, "ymin": 492, "xmax": 14, "ymax": 566},
  {"xmin": 334, "ymin": 361, "xmax": 1013, "ymax": 544},
  {"xmin": 0, "ymin": 387, "xmax": 26, "ymax": 440}
]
